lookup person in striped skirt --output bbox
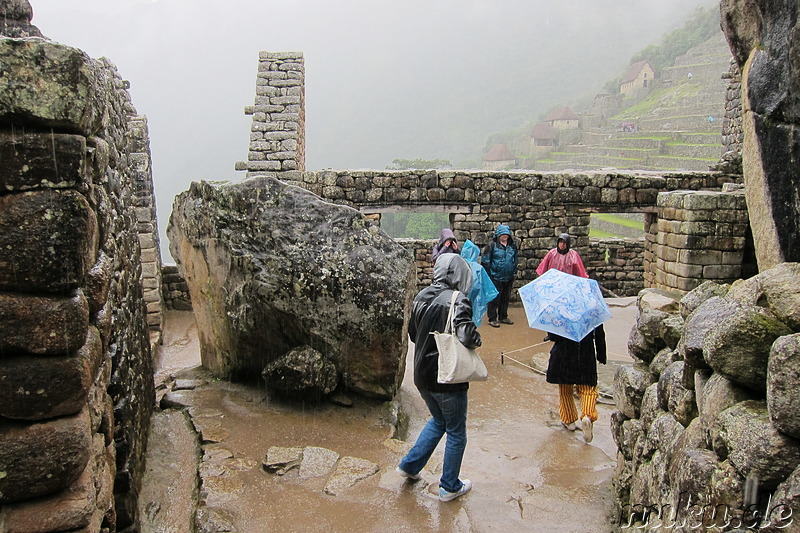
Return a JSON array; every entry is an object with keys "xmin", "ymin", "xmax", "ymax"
[{"xmin": 545, "ymin": 325, "xmax": 607, "ymax": 443}]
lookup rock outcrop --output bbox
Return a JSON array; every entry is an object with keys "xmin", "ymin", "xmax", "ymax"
[
  {"xmin": 613, "ymin": 263, "xmax": 800, "ymax": 529},
  {"xmin": 721, "ymin": 0, "xmax": 800, "ymax": 269},
  {"xmin": 168, "ymin": 176, "xmax": 415, "ymax": 399}
]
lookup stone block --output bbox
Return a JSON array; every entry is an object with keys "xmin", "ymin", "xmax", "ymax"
[
  {"xmin": 703, "ymin": 264, "xmax": 741, "ymax": 279},
  {"xmin": 0, "ymin": 40, "xmax": 104, "ymax": 135},
  {"xmin": 682, "ymin": 191, "xmax": 719, "ymax": 210},
  {"xmin": 0, "ymin": 326, "xmax": 102, "ymax": 420},
  {"xmin": 0, "ymin": 289, "xmax": 89, "ymax": 355},
  {"xmin": 680, "ymin": 221, "xmax": 717, "ymax": 236},
  {"xmin": 0, "ymin": 190, "xmax": 97, "ymax": 293},
  {"xmin": 0, "ymin": 132, "xmax": 88, "ymax": 192},
  {"xmin": 678, "ymin": 248, "xmax": 723, "ymax": 266},
  {"xmin": 0, "ymin": 407, "xmax": 92, "ymax": 503}
]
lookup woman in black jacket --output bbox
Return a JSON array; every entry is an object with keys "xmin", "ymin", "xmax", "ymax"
[
  {"xmin": 546, "ymin": 325, "xmax": 607, "ymax": 443},
  {"xmin": 397, "ymin": 254, "xmax": 481, "ymax": 502}
]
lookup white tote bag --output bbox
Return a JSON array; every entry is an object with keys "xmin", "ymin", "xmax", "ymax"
[{"xmin": 434, "ymin": 291, "xmax": 489, "ymax": 384}]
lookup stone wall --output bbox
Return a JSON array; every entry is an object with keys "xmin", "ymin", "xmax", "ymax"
[
  {"xmin": 236, "ymin": 52, "xmax": 305, "ymax": 173},
  {"xmin": 585, "ymin": 238, "xmax": 646, "ymax": 297},
  {"xmin": 162, "ymin": 263, "xmax": 193, "ymax": 310},
  {"xmin": 129, "ymin": 114, "xmax": 164, "ymax": 340},
  {"xmin": 0, "ymin": 7, "xmax": 155, "ymax": 532},
  {"xmin": 721, "ymin": 59, "xmax": 744, "ymax": 166},
  {"xmin": 270, "ymin": 169, "xmax": 740, "ymax": 295},
  {"xmin": 643, "ymin": 184, "xmax": 754, "ymax": 294}
]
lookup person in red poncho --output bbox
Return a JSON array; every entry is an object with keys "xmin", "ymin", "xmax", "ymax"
[{"xmin": 536, "ymin": 233, "xmax": 588, "ymax": 278}]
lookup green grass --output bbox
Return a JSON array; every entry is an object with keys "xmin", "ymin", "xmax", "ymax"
[
  {"xmin": 593, "ymin": 213, "xmax": 644, "ymax": 229},
  {"xmin": 589, "ymin": 228, "xmax": 621, "ymax": 238},
  {"xmin": 665, "ymin": 142, "xmax": 716, "ymax": 147}
]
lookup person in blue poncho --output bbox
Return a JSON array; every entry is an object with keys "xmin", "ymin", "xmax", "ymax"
[
  {"xmin": 460, "ymin": 240, "xmax": 498, "ymax": 327},
  {"xmin": 481, "ymin": 225, "xmax": 518, "ymax": 328}
]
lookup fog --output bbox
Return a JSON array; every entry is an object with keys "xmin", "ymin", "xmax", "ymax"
[{"xmin": 28, "ymin": 0, "xmax": 718, "ymax": 260}]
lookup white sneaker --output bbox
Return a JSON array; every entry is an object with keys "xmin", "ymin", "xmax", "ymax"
[
  {"xmin": 439, "ymin": 479, "xmax": 472, "ymax": 502},
  {"xmin": 581, "ymin": 416, "xmax": 594, "ymax": 443},
  {"xmin": 562, "ymin": 421, "xmax": 577, "ymax": 431},
  {"xmin": 396, "ymin": 466, "xmax": 421, "ymax": 481}
]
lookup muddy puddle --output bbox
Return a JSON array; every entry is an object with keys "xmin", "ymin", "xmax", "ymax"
[{"xmin": 140, "ymin": 302, "xmax": 636, "ymax": 532}]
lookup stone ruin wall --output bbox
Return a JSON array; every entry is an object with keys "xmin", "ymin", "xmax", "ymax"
[
  {"xmin": 643, "ymin": 184, "xmax": 755, "ymax": 294},
  {"xmin": 611, "ymin": 266, "xmax": 800, "ymax": 531},
  {"xmin": 245, "ymin": 168, "xmax": 744, "ymax": 297},
  {"xmin": 0, "ymin": 13, "xmax": 157, "ymax": 533},
  {"xmin": 721, "ymin": 59, "xmax": 744, "ymax": 164}
]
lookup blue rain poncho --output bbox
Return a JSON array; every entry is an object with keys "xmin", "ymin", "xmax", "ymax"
[{"xmin": 461, "ymin": 240, "xmax": 499, "ymax": 326}]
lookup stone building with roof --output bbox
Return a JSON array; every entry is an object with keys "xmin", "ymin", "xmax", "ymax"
[
  {"xmin": 482, "ymin": 144, "xmax": 517, "ymax": 170},
  {"xmin": 544, "ymin": 106, "xmax": 580, "ymax": 130},
  {"xmin": 620, "ymin": 60, "xmax": 655, "ymax": 97},
  {"xmin": 530, "ymin": 122, "xmax": 558, "ymax": 155}
]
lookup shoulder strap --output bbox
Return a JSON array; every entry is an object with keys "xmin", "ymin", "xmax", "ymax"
[{"xmin": 445, "ymin": 290, "xmax": 459, "ymax": 334}]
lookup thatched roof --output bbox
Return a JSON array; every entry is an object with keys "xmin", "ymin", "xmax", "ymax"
[
  {"xmin": 622, "ymin": 60, "xmax": 653, "ymax": 83},
  {"xmin": 544, "ymin": 106, "xmax": 579, "ymax": 122},
  {"xmin": 483, "ymin": 144, "xmax": 515, "ymax": 161},
  {"xmin": 531, "ymin": 122, "xmax": 557, "ymax": 139}
]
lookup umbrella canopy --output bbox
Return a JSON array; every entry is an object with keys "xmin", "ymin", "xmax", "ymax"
[{"xmin": 519, "ymin": 269, "xmax": 612, "ymax": 342}]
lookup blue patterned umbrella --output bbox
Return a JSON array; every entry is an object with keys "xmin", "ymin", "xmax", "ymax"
[{"xmin": 518, "ymin": 269, "xmax": 612, "ymax": 342}]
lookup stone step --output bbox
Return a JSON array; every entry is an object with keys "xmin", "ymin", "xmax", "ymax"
[
  {"xmin": 662, "ymin": 142, "xmax": 723, "ymax": 159},
  {"xmin": 636, "ymin": 114, "xmax": 723, "ymax": 132},
  {"xmin": 647, "ymin": 154, "xmax": 718, "ymax": 171}
]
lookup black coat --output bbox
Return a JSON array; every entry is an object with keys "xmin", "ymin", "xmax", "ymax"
[
  {"xmin": 545, "ymin": 325, "xmax": 607, "ymax": 386},
  {"xmin": 409, "ymin": 255, "xmax": 482, "ymax": 393}
]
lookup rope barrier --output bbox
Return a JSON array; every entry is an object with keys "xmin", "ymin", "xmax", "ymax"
[{"xmin": 500, "ymin": 342, "xmax": 619, "ymax": 403}]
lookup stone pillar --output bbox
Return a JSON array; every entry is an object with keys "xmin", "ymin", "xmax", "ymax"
[{"xmin": 236, "ymin": 51, "xmax": 305, "ymax": 174}]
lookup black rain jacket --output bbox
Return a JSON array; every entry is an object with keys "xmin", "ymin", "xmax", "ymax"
[{"xmin": 409, "ymin": 254, "xmax": 482, "ymax": 392}]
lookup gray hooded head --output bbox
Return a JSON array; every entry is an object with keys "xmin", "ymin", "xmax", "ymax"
[
  {"xmin": 557, "ymin": 233, "xmax": 571, "ymax": 253},
  {"xmin": 432, "ymin": 253, "xmax": 473, "ymax": 294}
]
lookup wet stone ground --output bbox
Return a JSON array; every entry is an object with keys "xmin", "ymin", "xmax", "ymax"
[{"xmin": 139, "ymin": 301, "xmax": 636, "ymax": 533}]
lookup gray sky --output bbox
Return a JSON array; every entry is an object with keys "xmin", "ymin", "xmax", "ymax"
[{"xmin": 29, "ymin": 0, "xmax": 719, "ymax": 260}]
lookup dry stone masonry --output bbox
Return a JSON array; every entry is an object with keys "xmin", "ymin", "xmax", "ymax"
[
  {"xmin": 272, "ymin": 168, "xmax": 743, "ymax": 297},
  {"xmin": 0, "ymin": 2, "xmax": 157, "ymax": 531},
  {"xmin": 613, "ymin": 264, "xmax": 800, "ymax": 530},
  {"xmin": 644, "ymin": 184, "xmax": 753, "ymax": 293},
  {"xmin": 236, "ymin": 51, "xmax": 305, "ymax": 173}
]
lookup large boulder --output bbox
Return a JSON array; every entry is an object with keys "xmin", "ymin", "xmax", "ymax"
[
  {"xmin": 262, "ymin": 345, "xmax": 339, "ymax": 397},
  {"xmin": 702, "ymin": 298, "xmax": 792, "ymax": 392},
  {"xmin": 768, "ymin": 334, "xmax": 800, "ymax": 438},
  {"xmin": 712, "ymin": 400, "xmax": 800, "ymax": 491},
  {"xmin": 168, "ymin": 176, "xmax": 415, "ymax": 399},
  {"xmin": 728, "ymin": 262, "xmax": 800, "ymax": 330}
]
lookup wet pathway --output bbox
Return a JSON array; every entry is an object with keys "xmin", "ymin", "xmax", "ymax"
[{"xmin": 139, "ymin": 301, "xmax": 636, "ymax": 533}]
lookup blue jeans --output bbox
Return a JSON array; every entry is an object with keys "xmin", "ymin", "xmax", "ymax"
[{"xmin": 399, "ymin": 388, "xmax": 468, "ymax": 493}]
